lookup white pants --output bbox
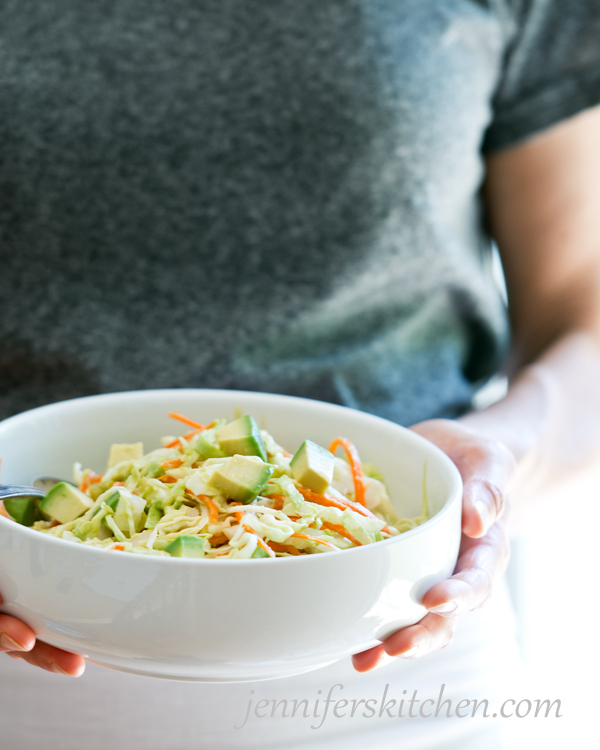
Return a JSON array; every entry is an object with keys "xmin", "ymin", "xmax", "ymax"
[{"xmin": 0, "ymin": 579, "xmax": 521, "ymax": 749}]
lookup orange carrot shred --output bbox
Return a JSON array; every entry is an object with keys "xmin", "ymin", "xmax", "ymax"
[
  {"xmin": 164, "ymin": 428, "xmax": 202, "ymax": 449},
  {"xmin": 232, "ymin": 510, "xmax": 275, "ymax": 557},
  {"xmin": 188, "ymin": 492, "xmax": 220, "ymax": 524},
  {"xmin": 79, "ymin": 471, "xmax": 103, "ymax": 492},
  {"xmin": 255, "ymin": 536, "xmax": 276, "ymax": 558},
  {"xmin": 111, "ymin": 544, "xmax": 125, "ymax": 551},
  {"xmin": 268, "ymin": 541, "xmax": 301, "ymax": 556},
  {"xmin": 296, "ymin": 486, "xmax": 390, "ymax": 532},
  {"xmin": 160, "ymin": 459, "xmax": 184, "ymax": 469},
  {"xmin": 269, "ymin": 494, "xmax": 285, "ymax": 511},
  {"xmin": 329, "ymin": 437, "xmax": 366, "ymax": 506},
  {"xmin": 157, "ymin": 474, "xmax": 178, "ymax": 483},
  {"xmin": 321, "ymin": 521, "xmax": 362, "ymax": 546},
  {"xmin": 291, "ymin": 533, "xmax": 339, "ymax": 551},
  {"xmin": 168, "ymin": 412, "xmax": 205, "ymax": 430}
]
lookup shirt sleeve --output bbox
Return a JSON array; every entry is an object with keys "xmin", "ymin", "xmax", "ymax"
[{"xmin": 483, "ymin": 0, "xmax": 600, "ymax": 152}]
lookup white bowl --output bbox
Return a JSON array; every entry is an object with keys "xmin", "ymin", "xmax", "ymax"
[{"xmin": 0, "ymin": 390, "xmax": 462, "ymax": 682}]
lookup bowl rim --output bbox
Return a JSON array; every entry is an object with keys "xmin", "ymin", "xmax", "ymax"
[{"xmin": 0, "ymin": 388, "xmax": 463, "ymax": 566}]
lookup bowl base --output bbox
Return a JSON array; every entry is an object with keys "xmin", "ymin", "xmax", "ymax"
[{"xmin": 86, "ymin": 657, "xmax": 339, "ymax": 683}]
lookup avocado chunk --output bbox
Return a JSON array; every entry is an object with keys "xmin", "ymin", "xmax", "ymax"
[
  {"xmin": 39, "ymin": 482, "xmax": 94, "ymax": 524},
  {"xmin": 216, "ymin": 416, "xmax": 268, "ymax": 461},
  {"xmin": 290, "ymin": 439, "xmax": 335, "ymax": 494},
  {"xmin": 164, "ymin": 535, "xmax": 205, "ymax": 558},
  {"xmin": 194, "ymin": 433, "xmax": 225, "ymax": 459},
  {"xmin": 97, "ymin": 487, "xmax": 147, "ymax": 537},
  {"xmin": 211, "ymin": 455, "xmax": 274, "ymax": 503},
  {"xmin": 107, "ymin": 442, "xmax": 144, "ymax": 470},
  {"xmin": 4, "ymin": 497, "xmax": 38, "ymax": 526}
]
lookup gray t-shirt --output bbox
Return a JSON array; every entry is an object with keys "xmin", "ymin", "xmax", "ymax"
[{"xmin": 1, "ymin": 0, "xmax": 599, "ymax": 425}]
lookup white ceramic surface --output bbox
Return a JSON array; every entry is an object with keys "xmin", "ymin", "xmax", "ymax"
[{"xmin": 0, "ymin": 390, "xmax": 462, "ymax": 682}]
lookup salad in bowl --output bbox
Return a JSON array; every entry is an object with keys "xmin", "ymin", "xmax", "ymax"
[{"xmin": 15, "ymin": 412, "xmax": 427, "ymax": 559}]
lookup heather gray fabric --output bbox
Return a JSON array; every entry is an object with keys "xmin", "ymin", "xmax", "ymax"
[{"xmin": 0, "ymin": 0, "xmax": 599, "ymax": 426}]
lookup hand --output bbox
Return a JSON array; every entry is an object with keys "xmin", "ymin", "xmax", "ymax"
[
  {"xmin": 0, "ymin": 595, "xmax": 85, "ymax": 676},
  {"xmin": 352, "ymin": 419, "xmax": 515, "ymax": 672}
]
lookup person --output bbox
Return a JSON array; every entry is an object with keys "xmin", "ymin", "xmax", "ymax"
[{"xmin": 1, "ymin": 1, "xmax": 600, "ymax": 748}]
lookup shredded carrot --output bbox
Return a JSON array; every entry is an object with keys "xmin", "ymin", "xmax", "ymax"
[
  {"xmin": 291, "ymin": 532, "xmax": 339, "ymax": 551},
  {"xmin": 232, "ymin": 510, "xmax": 275, "ymax": 557},
  {"xmin": 235, "ymin": 511, "xmax": 275, "ymax": 557},
  {"xmin": 329, "ymin": 437, "xmax": 366, "ymax": 506},
  {"xmin": 297, "ymin": 486, "xmax": 349, "ymax": 512},
  {"xmin": 79, "ymin": 471, "xmax": 103, "ymax": 492},
  {"xmin": 157, "ymin": 474, "xmax": 177, "ymax": 483},
  {"xmin": 111, "ymin": 544, "xmax": 125, "ymax": 551},
  {"xmin": 164, "ymin": 429, "xmax": 202, "ymax": 449},
  {"xmin": 112, "ymin": 481, "xmax": 126, "ymax": 487},
  {"xmin": 269, "ymin": 494, "xmax": 286, "ymax": 511},
  {"xmin": 189, "ymin": 492, "xmax": 220, "ymax": 524},
  {"xmin": 168, "ymin": 411, "xmax": 205, "ymax": 430},
  {"xmin": 160, "ymin": 459, "xmax": 184, "ymax": 469},
  {"xmin": 321, "ymin": 521, "xmax": 362, "ymax": 546},
  {"xmin": 0, "ymin": 500, "xmax": 12, "ymax": 520},
  {"xmin": 209, "ymin": 533, "xmax": 229, "ymax": 547},
  {"xmin": 268, "ymin": 541, "xmax": 301, "ymax": 556},
  {"xmin": 255, "ymin": 536, "xmax": 276, "ymax": 558},
  {"xmin": 297, "ymin": 486, "xmax": 391, "ymax": 534}
]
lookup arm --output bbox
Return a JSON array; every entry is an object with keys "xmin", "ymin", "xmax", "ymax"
[{"xmin": 353, "ymin": 104, "xmax": 600, "ymax": 671}]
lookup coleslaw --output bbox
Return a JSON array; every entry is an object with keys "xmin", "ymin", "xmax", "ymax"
[{"xmin": 29, "ymin": 412, "xmax": 429, "ymax": 558}]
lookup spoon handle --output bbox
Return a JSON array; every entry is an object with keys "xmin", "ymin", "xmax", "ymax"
[{"xmin": 0, "ymin": 484, "xmax": 46, "ymax": 500}]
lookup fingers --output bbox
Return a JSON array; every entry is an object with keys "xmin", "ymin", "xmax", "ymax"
[
  {"xmin": 0, "ymin": 613, "xmax": 36, "ymax": 653},
  {"xmin": 5, "ymin": 639, "xmax": 85, "ymax": 676},
  {"xmin": 422, "ymin": 522, "xmax": 509, "ymax": 617},
  {"xmin": 352, "ymin": 616, "xmax": 455, "ymax": 673},
  {"xmin": 352, "ymin": 644, "xmax": 386, "ymax": 673},
  {"xmin": 0, "ymin": 596, "xmax": 85, "ymax": 676},
  {"xmin": 410, "ymin": 420, "xmax": 515, "ymax": 538},
  {"xmin": 353, "ymin": 523, "xmax": 510, "ymax": 672},
  {"xmin": 383, "ymin": 612, "xmax": 456, "ymax": 660},
  {"xmin": 461, "ymin": 473, "xmax": 509, "ymax": 538}
]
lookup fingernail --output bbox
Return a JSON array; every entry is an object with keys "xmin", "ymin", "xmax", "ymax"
[
  {"xmin": 0, "ymin": 633, "xmax": 27, "ymax": 651},
  {"xmin": 373, "ymin": 652, "xmax": 395, "ymax": 670},
  {"xmin": 51, "ymin": 662, "xmax": 78, "ymax": 676},
  {"xmin": 428, "ymin": 601, "xmax": 457, "ymax": 615},
  {"xmin": 399, "ymin": 644, "xmax": 420, "ymax": 659},
  {"xmin": 475, "ymin": 500, "xmax": 490, "ymax": 529}
]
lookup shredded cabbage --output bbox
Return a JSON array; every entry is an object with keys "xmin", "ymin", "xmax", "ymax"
[{"xmin": 32, "ymin": 415, "xmax": 429, "ymax": 558}]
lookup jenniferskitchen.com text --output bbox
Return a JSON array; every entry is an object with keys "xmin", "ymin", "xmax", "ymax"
[{"xmin": 234, "ymin": 683, "xmax": 563, "ymax": 729}]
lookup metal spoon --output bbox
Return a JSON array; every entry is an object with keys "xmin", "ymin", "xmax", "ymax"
[{"xmin": 0, "ymin": 476, "xmax": 67, "ymax": 501}]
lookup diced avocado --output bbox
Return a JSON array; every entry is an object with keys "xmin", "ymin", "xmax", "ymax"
[
  {"xmin": 39, "ymin": 482, "xmax": 94, "ymax": 524},
  {"xmin": 143, "ymin": 461, "xmax": 164, "ymax": 478},
  {"xmin": 211, "ymin": 455, "xmax": 274, "ymax": 504},
  {"xmin": 97, "ymin": 487, "xmax": 146, "ymax": 537},
  {"xmin": 194, "ymin": 433, "xmax": 226, "ymax": 459},
  {"xmin": 216, "ymin": 416, "xmax": 267, "ymax": 461},
  {"xmin": 290, "ymin": 439, "xmax": 335, "ymax": 494},
  {"xmin": 164, "ymin": 535, "xmax": 205, "ymax": 558},
  {"xmin": 251, "ymin": 545, "xmax": 270, "ymax": 558},
  {"xmin": 144, "ymin": 504, "xmax": 164, "ymax": 529},
  {"xmin": 107, "ymin": 442, "xmax": 144, "ymax": 470},
  {"xmin": 4, "ymin": 497, "xmax": 38, "ymax": 527}
]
